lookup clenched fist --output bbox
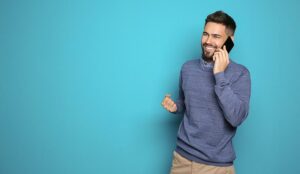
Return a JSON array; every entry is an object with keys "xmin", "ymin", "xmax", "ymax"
[{"xmin": 161, "ymin": 94, "xmax": 177, "ymax": 112}]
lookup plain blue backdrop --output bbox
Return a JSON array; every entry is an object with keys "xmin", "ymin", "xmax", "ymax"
[{"xmin": 1, "ymin": 0, "xmax": 300, "ymax": 173}]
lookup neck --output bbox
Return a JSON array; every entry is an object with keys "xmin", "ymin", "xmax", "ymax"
[{"xmin": 202, "ymin": 55, "xmax": 213, "ymax": 62}]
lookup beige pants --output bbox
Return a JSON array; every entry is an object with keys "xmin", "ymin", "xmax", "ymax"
[{"xmin": 170, "ymin": 151, "xmax": 235, "ymax": 174}]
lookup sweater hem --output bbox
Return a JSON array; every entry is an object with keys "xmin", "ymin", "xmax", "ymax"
[{"xmin": 175, "ymin": 146, "xmax": 233, "ymax": 167}]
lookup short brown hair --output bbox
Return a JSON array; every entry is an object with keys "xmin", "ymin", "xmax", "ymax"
[{"xmin": 205, "ymin": 11, "xmax": 236, "ymax": 36}]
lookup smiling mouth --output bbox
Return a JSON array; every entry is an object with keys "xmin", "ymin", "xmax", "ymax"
[
  {"xmin": 205, "ymin": 46, "xmax": 215, "ymax": 50},
  {"xmin": 203, "ymin": 45, "xmax": 217, "ymax": 52}
]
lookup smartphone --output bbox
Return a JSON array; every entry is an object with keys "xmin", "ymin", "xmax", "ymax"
[{"xmin": 223, "ymin": 37, "xmax": 234, "ymax": 53}]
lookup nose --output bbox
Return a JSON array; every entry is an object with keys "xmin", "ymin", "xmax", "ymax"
[{"xmin": 204, "ymin": 36, "xmax": 212, "ymax": 44}]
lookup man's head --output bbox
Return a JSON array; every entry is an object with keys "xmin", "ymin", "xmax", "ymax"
[{"xmin": 201, "ymin": 11, "xmax": 236, "ymax": 60}]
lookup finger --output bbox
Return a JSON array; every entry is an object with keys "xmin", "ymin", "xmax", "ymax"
[
  {"xmin": 171, "ymin": 103, "xmax": 177, "ymax": 112},
  {"xmin": 218, "ymin": 50, "xmax": 226, "ymax": 64},
  {"xmin": 163, "ymin": 98, "xmax": 170, "ymax": 107},
  {"xmin": 215, "ymin": 51, "xmax": 222, "ymax": 58},
  {"xmin": 163, "ymin": 94, "xmax": 171, "ymax": 104},
  {"xmin": 224, "ymin": 48, "xmax": 229, "ymax": 59},
  {"xmin": 164, "ymin": 99, "xmax": 169, "ymax": 107},
  {"xmin": 223, "ymin": 49, "xmax": 229, "ymax": 64},
  {"xmin": 168, "ymin": 103, "xmax": 174, "ymax": 111},
  {"xmin": 213, "ymin": 54, "xmax": 218, "ymax": 62},
  {"xmin": 215, "ymin": 51, "xmax": 221, "ymax": 61},
  {"xmin": 162, "ymin": 97, "xmax": 169, "ymax": 106},
  {"xmin": 222, "ymin": 45, "xmax": 230, "ymax": 62},
  {"xmin": 225, "ymin": 54, "xmax": 229, "ymax": 65},
  {"xmin": 216, "ymin": 48, "xmax": 222, "ymax": 52},
  {"xmin": 221, "ymin": 49, "xmax": 226, "ymax": 62},
  {"xmin": 166, "ymin": 99, "xmax": 174, "ymax": 108},
  {"xmin": 216, "ymin": 47, "xmax": 225, "ymax": 58},
  {"xmin": 168, "ymin": 100, "xmax": 175, "ymax": 108},
  {"xmin": 223, "ymin": 45, "xmax": 227, "ymax": 52},
  {"xmin": 167, "ymin": 105, "xmax": 173, "ymax": 111},
  {"xmin": 164, "ymin": 100, "xmax": 171, "ymax": 107}
]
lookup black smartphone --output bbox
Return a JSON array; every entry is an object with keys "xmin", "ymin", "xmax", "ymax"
[{"xmin": 223, "ymin": 37, "xmax": 234, "ymax": 53}]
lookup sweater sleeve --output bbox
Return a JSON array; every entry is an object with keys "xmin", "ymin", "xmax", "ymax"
[
  {"xmin": 172, "ymin": 69, "xmax": 186, "ymax": 114},
  {"xmin": 214, "ymin": 68, "xmax": 251, "ymax": 127}
]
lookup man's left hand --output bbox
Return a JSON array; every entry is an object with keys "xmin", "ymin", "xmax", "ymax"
[{"xmin": 213, "ymin": 45, "xmax": 230, "ymax": 74}]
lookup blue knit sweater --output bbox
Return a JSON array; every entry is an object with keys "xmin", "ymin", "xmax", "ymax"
[{"xmin": 173, "ymin": 58, "xmax": 251, "ymax": 166}]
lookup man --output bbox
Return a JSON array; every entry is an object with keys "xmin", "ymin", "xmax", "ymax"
[{"xmin": 161, "ymin": 11, "xmax": 251, "ymax": 174}]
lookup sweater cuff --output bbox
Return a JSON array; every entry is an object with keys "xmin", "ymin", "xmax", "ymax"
[
  {"xmin": 172, "ymin": 101, "xmax": 181, "ymax": 114},
  {"xmin": 214, "ymin": 72, "xmax": 229, "ymax": 86}
]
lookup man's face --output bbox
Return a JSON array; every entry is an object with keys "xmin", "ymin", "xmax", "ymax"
[{"xmin": 201, "ymin": 22, "xmax": 228, "ymax": 60}]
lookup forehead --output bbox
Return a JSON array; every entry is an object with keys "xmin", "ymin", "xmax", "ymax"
[{"xmin": 203, "ymin": 22, "xmax": 227, "ymax": 36}]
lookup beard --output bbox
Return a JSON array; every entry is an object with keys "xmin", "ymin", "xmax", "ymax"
[{"xmin": 201, "ymin": 43, "xmax": 218, "ymax": 62}]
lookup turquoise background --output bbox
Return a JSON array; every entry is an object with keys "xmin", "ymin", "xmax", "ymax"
[{"xmin": 1, "ymin": 0, "xmax": 299, "ymax": 173}]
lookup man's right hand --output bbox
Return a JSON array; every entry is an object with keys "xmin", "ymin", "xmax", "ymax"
[{"xmin": 161, "ymin": 94, "xmax": 177, "ymax": 112}]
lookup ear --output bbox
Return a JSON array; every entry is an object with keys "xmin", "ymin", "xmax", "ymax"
[{"xmin": 230, "ymin": 36, "xmax": 234, "ymax": 42}]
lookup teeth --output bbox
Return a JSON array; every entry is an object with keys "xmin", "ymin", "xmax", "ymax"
[{"xmin": 205, "ymin": 46, "xmax": 215, "ymax": 50}]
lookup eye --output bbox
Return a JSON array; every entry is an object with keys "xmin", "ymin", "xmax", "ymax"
[{"xmin": 213, "ymin": 35, "xmax": 221, "ymax": 39}]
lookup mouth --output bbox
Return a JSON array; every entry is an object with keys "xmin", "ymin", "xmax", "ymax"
[{"xmin": 203, "ymin": 44, "xmax": 217, "ymax": 52}]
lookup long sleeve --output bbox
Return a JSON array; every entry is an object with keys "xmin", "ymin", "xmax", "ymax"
[
  {"xmin": 214, "ymin": 68, "xmax": 251, "ymax": 127},
  {"xmin": 173, "ymin": 70, "xmax": 186, "ymax": 114}
]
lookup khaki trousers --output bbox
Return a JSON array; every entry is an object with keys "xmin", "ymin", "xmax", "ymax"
[{"xmin": 170, "ymin": 151, "xmax": 235, "ymax": 174}]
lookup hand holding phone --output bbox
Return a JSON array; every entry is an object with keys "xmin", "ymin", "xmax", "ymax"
[{"xmin": 213, "ymin": 37, "xmax": 233, "ymax": 74}]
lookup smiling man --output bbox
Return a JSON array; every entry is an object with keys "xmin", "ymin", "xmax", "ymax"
[{"xmin": 162, "ymin": 11, "xmax": 251, "ymax": 174}]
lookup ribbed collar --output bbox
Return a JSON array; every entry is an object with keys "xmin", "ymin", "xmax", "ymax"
[{"xmin": 199, "ymin": 58, "xmax": 214, "ymax": 71}]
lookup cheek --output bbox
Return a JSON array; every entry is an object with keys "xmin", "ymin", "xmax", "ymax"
[
  {"xmin": 215, "ymin": 41, "xmax": 223, "ymax": 48},
  {"xmin": 201, "ymin": 37, "xmax": 205, "ymax": 45},
  {"xmin": 217, "ymin": 39, "xmax": 226, "ymax": 47}
]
